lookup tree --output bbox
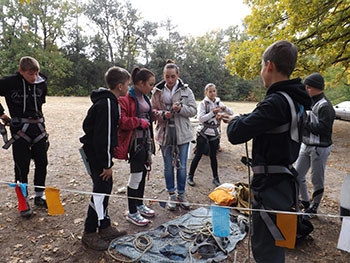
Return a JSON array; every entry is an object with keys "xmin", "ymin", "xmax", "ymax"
[
  {"xmin": 84, "ymin": 0, "xmax": 122, "ymax": 65},
  {"xmin": 226, "ymin": 0, "xmax": 350, "ymax": 83},
  {"xmin": 0, "ymin": 0, "xmax": 72, "ymax": 91},
  {"xmin": 114, "ymin": 0, "xmax": 141, "ymax": 70}
]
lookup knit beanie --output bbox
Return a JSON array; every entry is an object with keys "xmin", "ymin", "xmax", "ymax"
[{"xmin": 304, "ymin": 73, "xmax": 324, "ymax": 90}]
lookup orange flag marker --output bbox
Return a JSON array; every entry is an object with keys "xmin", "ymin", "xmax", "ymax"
[
  {"xmin": 45, "ymin": 187, "xmax": 65, "ymax": 215},
  {"xmin": 275, "ymin": 213, "xmax": 297, "ymax": 249}
]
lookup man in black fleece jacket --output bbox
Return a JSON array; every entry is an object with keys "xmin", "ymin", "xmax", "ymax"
[{"xmin": 222, "ymin": 40, "xmax": 312, "ymax": 263}]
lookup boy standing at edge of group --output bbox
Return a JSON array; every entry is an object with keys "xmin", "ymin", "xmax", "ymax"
[
  {"xmin": 0, "ymin": 56, "xmax": 49, "ymax": 218},
  {"xmin": 80, "ymin": 66, "xmax": 130, "ymax": 251},
  {"xmin": 223, "ymin": 40, "xmax": 312, "ymax": 262}
]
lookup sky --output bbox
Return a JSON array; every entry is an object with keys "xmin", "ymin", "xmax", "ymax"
[{"xmin": 129, "ymin": 0, "xmax": 251, "ymax": 36}]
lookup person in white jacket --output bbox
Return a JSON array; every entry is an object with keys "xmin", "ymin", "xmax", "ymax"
[
  {"xmin": 151, "ymin": 60, "xmax": 197, "ymax": 211},
  {"xmin": 187, "ymin": 83, "xmax": 233, "ymax": 187}
]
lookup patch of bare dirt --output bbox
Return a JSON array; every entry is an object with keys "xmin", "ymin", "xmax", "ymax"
[{"xmin": 0, "ymin": 97, "xmax": 349, "ymax": 262}]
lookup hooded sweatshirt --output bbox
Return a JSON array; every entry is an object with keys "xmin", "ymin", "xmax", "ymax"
[
  {"xmin": 0, "ymin": 72, "xmax": 47, "ymax": 118},
  {"xmin": 80, "ymin": 88, "xmax": 120, "ymax": 170},
  {"xmin": 227, "ymin": 78, "xmax": 312, "ymax": 167}
]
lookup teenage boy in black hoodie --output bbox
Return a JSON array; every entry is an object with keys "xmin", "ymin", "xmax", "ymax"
[
  {"xmin": 222, "ymin": 40, "xmax": 312, "ymax": 263},
  {"xmin": 80, "ymin": 66, "xmax": 130, "ymax": 251},
  {"xmin": 0, "ymin": 56, "xmax": 49, "ymax": 218}
]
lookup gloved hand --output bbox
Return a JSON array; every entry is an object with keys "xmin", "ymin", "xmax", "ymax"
[{"xmin": 139, "ymin": 118, "xmax": 150, "ymax": 129}]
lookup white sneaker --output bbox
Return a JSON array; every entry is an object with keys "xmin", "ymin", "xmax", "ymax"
[
  {"xmin": 126, "ymin": 211, "xmax": 150, "ymax": 226},
  {"xmin": 137, "ymin": 204, "xmax": 155, "ymax": 217},
  {"xmin": 177, "ymin": 193, "xmax": 190, "ymax": 210},
  {"xmin": 167, "ymin": 194, "xmax": 177, "ymax": 211}
]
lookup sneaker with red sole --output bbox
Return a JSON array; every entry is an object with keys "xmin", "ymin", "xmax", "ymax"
[
  {"xmin": 137, "ymin": 204, "xmax": 155, "ymax": 217},
  {"xmin": 126, "ymin": 211, "xmax": 150, "ymax": 226}
]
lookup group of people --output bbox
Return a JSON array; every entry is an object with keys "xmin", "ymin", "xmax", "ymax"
[{"xmin": 0, "ymin": 39, "xmax": 336, "ymax": 262}]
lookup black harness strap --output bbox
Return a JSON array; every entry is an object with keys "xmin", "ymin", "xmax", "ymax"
[{"xmin": 3, "ymin": 117, "xmax": 47, "ymax": 149}]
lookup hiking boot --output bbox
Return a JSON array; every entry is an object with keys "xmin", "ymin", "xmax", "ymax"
[
  {"xmin": 167, "ymin": 193, "xmax": 177, "ymax": 211},
  {"xmin": 99, "ymin": 226, "xmax": 127, "ymax": 241},
  {"xmin": 212, "ymin": 177, "xmax": 221, "ymax": 187},
  {"xmin": 305, "ymin": 202, "xmax": 318, "ymax": 218},
  {"xmin": 126, "ymin": 211, "xmax": 150, "ymax": 226},
  {"xmin": 299, "ymin": 200, "xmax": 310, "ymax": 211},
  {"xmin": 177, "ymin": 193, "xmax": 190, "ymax": 210},
  {"xmin": 20, "ymin": 202, "xmax": 33, "ymax": 218},
  {"xmin": 187, "ymin": 175, "xmax": 195, "ymax": 187},
  {"xmin": 137, "ymin": 204, "xmax": 155, "ymax": 217},
  {"xmin": 34, "ymin": 196, "xmax": 47, "ymax": 208},
  {"xmin": 82, "ymin": 232, "xmax": 109, "ymax": 251}
]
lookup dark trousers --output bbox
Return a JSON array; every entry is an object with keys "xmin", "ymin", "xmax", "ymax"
[
  {"xmin": 189, "ymin": 134, "xmax": 219, "ymax": 178},
  {"xmin": 83, "ymin": 146, "xmax": 112, "ymax": 233},
  {"xmin": 12, "ymin": 137, "xmax": 48, "ymax": 193},
  {"xmin": 251, "ymin": 174, "xmax": 295, "ymax": 263},
  {"xmin": 127, "ymin": 138, "xmax": 148, "ymax": 214}
]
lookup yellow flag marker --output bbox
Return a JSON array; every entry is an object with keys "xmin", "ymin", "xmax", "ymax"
[
  {"xmin": 275, "ymin": 213, "xmax": 297, "ymax": 249},
  {"xmin": 45, "ymin": 187, "xmax": 65, "ymax": 215}
]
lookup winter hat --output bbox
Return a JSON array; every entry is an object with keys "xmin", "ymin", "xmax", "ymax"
[{"xmin": 304, "ymin": 73, "xmax": 324, "ymax": 90}]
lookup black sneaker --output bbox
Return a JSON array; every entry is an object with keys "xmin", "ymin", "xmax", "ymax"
[
  {"xmin": 212, "ymin": 177, "xmax": 221, "ymax": 187},
  {"xmin": 82, "ymin": 232, "xmax": 109, "ymax": 251},
  {"xmin": 299, "ymin": 200, "xmax": 310, "ymax": 211},
  {"xmin": 305, "ymin": 202, "xmax": 318, "ymax": 218},
  {"xmin": 20, "ymin": 202, "xmax": 33, "ymax": 218},
  {"xmin": 187, "ymin": 176, "xmax": 195, "ymax": 186},
  {"xmin": 34, "ymin": 196, "xmax": 47, "ymax": 208}
]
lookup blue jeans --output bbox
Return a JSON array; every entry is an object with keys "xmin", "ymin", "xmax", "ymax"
[{"xmin": 161, "ymin": 142, "xmax": 189, "ymax": 195}]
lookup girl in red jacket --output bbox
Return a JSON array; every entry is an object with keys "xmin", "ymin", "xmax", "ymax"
[{"xmin": 114, "ymin": 67, "xmax": 156, "ymax": 226}]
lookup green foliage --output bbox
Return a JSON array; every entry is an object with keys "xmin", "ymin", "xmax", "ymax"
[
  {"xmin": 2, "ymin": 0, "xmax": 347, "ymax": 102},
  {"xmin": 0, "ymin": 0, "xmax": 73, "ymax": 92},
  {"xmin": 227, "ymin": 0, "xmax": 350, "ymax": 84}
]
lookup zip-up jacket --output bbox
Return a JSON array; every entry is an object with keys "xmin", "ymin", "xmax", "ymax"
[
  {"xmin": 227, "ymin": 78, "xmax": 312, "ymax": 167},
  {"xmin": 151, "ymin": 79, "xmax": 197, "ymax": 146},
  {"xmin": 80, "ymin": 88, "xmax": 120, "ymax": 169},
  {"xmin": 114, "ymin": 87, "xmax": 155, "ymax": 160},
  {"xmin": 197, "ymin": 96, "xmax": 233, "ymax": 137},
  {"xmin": 0, "ymin": 72, "xmax": 47, "ymax": 119},
  {"xmin": 302, "ymin": 93, "xmax": 335, "ymax": 147},
  {"xmin": 0, "ymin": 72, "xmax": 47, "ymax": 137}
]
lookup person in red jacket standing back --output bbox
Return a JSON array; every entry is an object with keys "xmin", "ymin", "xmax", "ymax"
[{"xmin": 114, "ymin": 67, "xmax": 156, "ymax": 226}]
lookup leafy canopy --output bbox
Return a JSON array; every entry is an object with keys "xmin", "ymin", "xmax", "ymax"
[{"xmin": 226, "ymin": 0, "xmax": 350, "ymax": 82}]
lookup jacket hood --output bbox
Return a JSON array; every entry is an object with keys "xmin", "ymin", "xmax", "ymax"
[
  {"xmin": 154, "ymin": 78, "xmax": 186, "ymax": 91},
  {"xmin": 267, "ymin": 78, "xmax": 312, "ymax": 110},
  {"xmin": 16, "ymin": 72, "xmax": 47, "ymax": 84},
  {"xmin": 90, "ymin": 87, "xmax": 116, "ymax": 104}
]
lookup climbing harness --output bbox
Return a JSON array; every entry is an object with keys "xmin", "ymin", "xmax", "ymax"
[
  {"xmin": 265, "ymin": 91, "xmax": 304, "ymax": 143},
  {"xmin": 1, "ymin": 117, "xmax": 47, "ymax": 149},
  {"xmin": 0, "ymin": 122, "xmax": 9, "ymax": 146}
]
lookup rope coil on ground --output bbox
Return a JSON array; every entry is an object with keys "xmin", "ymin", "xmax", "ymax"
[{"xmin": 108, "ymin": 234, "xmax": 153, "ymax": 262}]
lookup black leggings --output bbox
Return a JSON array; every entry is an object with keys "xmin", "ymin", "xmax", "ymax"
[
  {"xmin": 127, "ymin": 138, "xmax": 148, "ymax": 214},
  {"xmin": 189, "ymin": 134, "xmax": 219, "ymax": 178}
]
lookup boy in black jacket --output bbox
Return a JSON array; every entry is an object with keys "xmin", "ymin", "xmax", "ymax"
[
  {"xmin": 80, "ymin": 66, "xmax": 130, "ymax": 250},
  {"xmin": 223, "ymin": 41, "xmax": 312, "ymax": 263},
  {"xmin": 0, "ymin": 56, "xmax": 49, "ymax": 218}
]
